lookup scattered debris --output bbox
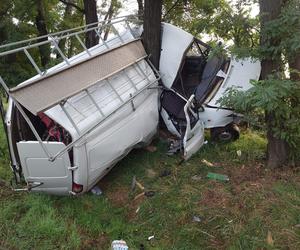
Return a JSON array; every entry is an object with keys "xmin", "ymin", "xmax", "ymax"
[
  {"xmin": 159, "ymin": 169, "xmax": 171, "ymax": 177},
  {"xmin": 236, "ymin": 150, "xmax": 242, "ymax": 157},
  {"xmin": 90, "ymin": 186, "xmax": 102, "ymax": 195},
  {"xmin": 111, "ymin": 240, "xmax": 129, "ymax": 250},
  {"xmin": 131, "ymin": 176, "xmax": 155, "ymax": 200},
  {"xmin": 204, "ymin": 140, "xmax": 208, "ymax": 144},
  {"xmin": 202, "ymin": 159, "xmax": 214, "ymax": 167},
  {"xmin": 131, "ymin": 176, "xmax": 145, "ymax": 192},
  {"xmin": 166, "ymin": 139, "xmax": 182, "ymax": 155},
  {"xmin": 147, "ymin": 235, "xmax": 155, "ymax": 241},
  {"xmin": 207, "ymin": 172, "xmax": 229, "ymax": 181},
  {"xmin": 191, "ymin": 175, "xmax": 202, "ymax": 181},
  {"xmin": 145, "ymin": 145, "xmax": 157, "ymax": 153},
  {"xmin": 135, "ymin": 206, "xmax": 140, "ymax": 214},
  {"xmin": 134, "ymin": 191, "xmax": 155, "ymax": 201},
  {"xmin": 192, "ymin": 215, "xmax": 202, "ymax": 223},
  {"xmin": 266, "ymin": 231, "xmax": 274, "ymax": 246}
]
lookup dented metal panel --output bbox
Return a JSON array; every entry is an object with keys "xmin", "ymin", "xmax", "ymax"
[{"xmin": 159, "ymin": 23, "xmax": 194, "ymax": 89}]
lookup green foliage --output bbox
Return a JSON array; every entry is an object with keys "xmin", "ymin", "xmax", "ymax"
[
  {"xmin": 259, "ymin": 0, "xmax": 300, "ymax": 62},
  {"xmin": 219, "ymin": 76, "xmax": 300, "ymax": 154},
  {"xmin": 163, "ymin": 0, "xmax": 230, "ymax": 36},
  {"xmin": 163, "ymin": 0, "xmax": 259, "ymax": 50},
  {"xmin": 0, "ymin": 0, "xmax": 124, "ymax": 88}
]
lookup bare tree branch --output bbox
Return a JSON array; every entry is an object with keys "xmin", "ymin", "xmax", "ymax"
[
  {"xmin": 163, "ymin": 0, "xmax": 182, "ymax": 20},
  {"xmin": 59, "ymin": 0, "xmax": 84, "ymax": 13}
]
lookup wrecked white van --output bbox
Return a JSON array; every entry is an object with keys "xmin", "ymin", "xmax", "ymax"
[
  {"xmin": 0, "ymin": 16, "xmax": 261, "ymax": 195},
  {"xmin": 159, "ymin": 23, "xmax": 261, "ymax": 146}
]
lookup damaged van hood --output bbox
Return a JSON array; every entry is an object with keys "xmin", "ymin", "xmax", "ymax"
[{"xmin": 159, "ymin": 23, "xmax": 194, "ymax": 89}]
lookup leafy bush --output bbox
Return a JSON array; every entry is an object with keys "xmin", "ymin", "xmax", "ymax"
[{"xmin": 219, "ymin": 76, "xmax": 300, "ymax": 157}]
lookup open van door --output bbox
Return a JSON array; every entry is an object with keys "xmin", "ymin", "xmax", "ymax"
[
  {"xmin": 17, "ymin": 141, "xmax": 72, "ymax": 195},
  {"xmin": 182, "ymin": 95, "xmax": 205, "ymax": 160},
  {"xmin": 159, "ymin": 23, "xmax": 206, "ymax": 160},
  {"xmin": 160, "ymin": 92, "xmax": 205, "ymax": 160}
]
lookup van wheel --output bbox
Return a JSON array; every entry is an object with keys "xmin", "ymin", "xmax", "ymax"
[{"xmin": 210, "ymin": 124, "xmax": 240, "ymax": 142}]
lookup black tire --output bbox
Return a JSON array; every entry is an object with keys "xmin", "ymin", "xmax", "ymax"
[{"xmin": 210, "ymin": 123, "xmax": 240, "ymax": 142}]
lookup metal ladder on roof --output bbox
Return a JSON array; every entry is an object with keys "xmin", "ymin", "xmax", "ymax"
[
  {"xmin": 0, "ymin": 15, "xmax": 140, "ymax": 79},
  {"xmin": 0, "ymin": 15, "xmax": 161, "ymax": 163}
]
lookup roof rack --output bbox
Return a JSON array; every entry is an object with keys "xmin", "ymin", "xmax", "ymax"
[
  {"xmin": 0, "ymin": 15, "xmax": 141, "ymax": 78},
  {"xmin": 0, "ymin": 15, "xmax": 161, "ymax": 162}
]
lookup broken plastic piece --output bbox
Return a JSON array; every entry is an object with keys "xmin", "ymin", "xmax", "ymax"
[
  {"xmin": 148, "ymin": 235, "xmax": 155, "ymax": 241},
  {"xmin": 111, "ymin": 240, "xmax": 129, "ymax": 250},
  {"xmin": 207, "ymin": 172, "xmax": 229, "ymax": 181},
  {"xmin": 193, "ymin": 215, "xmax": 202, "ymax": 223},
  {"xmin": 91, "ymin": 186, "xmax": 102, "ymax": 195}
]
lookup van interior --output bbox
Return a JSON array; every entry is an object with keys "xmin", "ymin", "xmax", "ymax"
[
  {"xmin": 160, "ymin": 39, "xmax": 230, "ymax": 135},
  {"xmin": 10, "ymin": 106, "xmax": 73, "ymax": 166}
]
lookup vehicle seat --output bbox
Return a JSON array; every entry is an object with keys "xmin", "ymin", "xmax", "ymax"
[
  {"xmin": 195, "ymin": 55, "xmax": 225, "ymax": 104},
  {"xmin": 161, "ymin": 91, "xmax": 187, "ymax": 120}
]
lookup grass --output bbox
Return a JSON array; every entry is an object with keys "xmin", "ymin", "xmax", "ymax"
[{"xmin": 0, "ymin": 121, "xmax": 299, "ymax": 249}]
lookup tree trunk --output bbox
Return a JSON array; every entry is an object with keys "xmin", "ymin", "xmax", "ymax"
[
  {"xmin": 137, "ymin": 0, "xmax": 144, "ymax": 18},
  {"xmin": 57, "ymin": 1, "xmax": 73, "ymax": 58},
  {"xmin": 83, "ymin": 0, "xmax": 99, "ymax": 48},
  {"xmin": 259, "ymin": 0, "xmax": 288, "ymax": 168},
  {"xmin": 35, "ymin": 0, "xmax": 50, "ymax": 68},
  {"xmin": 143, "ymin": 0, "xmax": 162, "ymax": 69},
  {"xmin": 289, "ymin": 56, "xmax": 300, "ymax": 81}
]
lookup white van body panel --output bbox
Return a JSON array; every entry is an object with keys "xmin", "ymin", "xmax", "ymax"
[
  {"xmin": 159, "ymin": 23, "xmax": 194, "ymax": 89},
  {"xmin": 207, "ymin": 57, "xmax": 261, "ymax": 107},
  {"xmin": 5, "ymin": 28, "xmax": 159, "ymax": 195},
  {"xmin": 85, "ymin": 90, "xmax": 158, "ymax": 188},
  {"xmin": 199, "ymin": 58, "xmax": 261, "ymax": 128},
  {"xmin": 159, "ymin": 24, "xmax": 261, "ymax": 131},
  {"xmin": 42, "ymin": 59, "xmax": 158, "ymax": 192},
  {"xmin": 17, "ymin": 141, "xmax": 72, "ymax": 195}
]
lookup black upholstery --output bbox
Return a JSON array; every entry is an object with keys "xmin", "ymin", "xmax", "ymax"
[
  {"xmin": 195, "ymin": 56, "xmax": 224, "ymax": 103},
  {"xmin": 161, "ymin": 91, "xmax": 187, "ymax": 120}
]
